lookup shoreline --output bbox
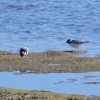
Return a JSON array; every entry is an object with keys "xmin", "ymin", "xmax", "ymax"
[
  {"xmin": 0, "ymin": 87, "xmax": 100, "ymax": 100},
  {"xmin": 0, "ymin": 87, "xmax": 86, "ymax": 100},
  {"xmin": 0, "ymin": 50, "xmax": 100, "ymax": 73},
  {"xmin": 0, "ymin": 50, "xmax": 100, "ymax": 99}
]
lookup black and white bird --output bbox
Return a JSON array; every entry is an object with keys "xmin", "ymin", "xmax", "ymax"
[
  {"xmin": 20, "ymin": 46, "xmax": 29, "ymax": 57},
  {"xmin": 66, "ymin": 39, "xmax": 89, "ymax": 50}
]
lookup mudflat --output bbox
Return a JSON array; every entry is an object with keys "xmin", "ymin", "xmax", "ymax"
[
  {"xmin": 0, "ymin": 50, "xmax": 100, "ymax": 73},
  {"xmin": 1, "ymin": 87, "xmax": 100, "ymax": 100},
  {"xmin": 0, "ymin": 50, "xmax": 100, "ymax": 100}
]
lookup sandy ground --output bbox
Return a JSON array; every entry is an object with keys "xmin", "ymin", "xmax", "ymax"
[{"xmin": 0, "ymin": 50, "xmax": 100, "ymax": 100}]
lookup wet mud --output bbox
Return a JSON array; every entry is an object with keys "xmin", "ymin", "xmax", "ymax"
[
  {"xmin": 0, "ymin": 50, "xmax": 100, "ymax": 99},
  {"xmin": 0, "ymin": 50, "xmax": 100, "ymax": 73},
  {"xmin": 0, "ymin": 87, "xmax": 100, "ymax": 100}
]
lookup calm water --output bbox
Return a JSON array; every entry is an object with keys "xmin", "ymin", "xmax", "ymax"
[
  {"xmin": 0, "ymin": 0, "xmax": 100, "ymax": 97},
  {"xmin": 0, "ymin": 0, "xmax": 100, "ymax": 56},
  {"xmin": 0, "ymin": 71, "xmax": 100, "ymax": 96}
]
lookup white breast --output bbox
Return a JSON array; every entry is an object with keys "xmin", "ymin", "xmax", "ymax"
[{"xmin": 69, "ymin": 43, "xmax": 83, "ymax": 48}]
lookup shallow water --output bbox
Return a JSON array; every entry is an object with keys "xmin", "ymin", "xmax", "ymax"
[
  {"xmin": 0, "ymin": 0, "xmax": 100, "ymax": 57},
  {"xmin": 0, "ymin": 71, "xmax": 100, "ymax": 96}
]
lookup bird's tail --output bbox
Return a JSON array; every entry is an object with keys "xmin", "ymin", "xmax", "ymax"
[{"xmin": 84, "ymin": 41, "xmax": 89, "ymax": 43}]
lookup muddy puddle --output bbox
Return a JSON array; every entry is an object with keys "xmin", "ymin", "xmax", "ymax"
[{"xmin": 0, "ymin": 71, "xmax": 100, "ymax": 96}]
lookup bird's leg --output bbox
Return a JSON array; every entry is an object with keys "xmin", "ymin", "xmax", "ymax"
[
  {"xmin": 77, "ymin": 48, "xmax": 82, "ymax": 53},
  {"xmin": 74, "ymin": 48, "xmax": 80, "ymax": 52},
  {"xmin": 74, "ymin": 48, "xmax": 78, "ymax": 51},
  {"xmin": 75, "ymin": 48, "xmax": 77, "ymax": 51}
]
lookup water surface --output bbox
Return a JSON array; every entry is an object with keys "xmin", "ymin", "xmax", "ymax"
[
  {"xmin": 0, "ymin": 0, "xmax": 100, "ymax": 57},
  {"xmin": 0, "ymin": 71, "xmax": 100, "ymax": 96}
]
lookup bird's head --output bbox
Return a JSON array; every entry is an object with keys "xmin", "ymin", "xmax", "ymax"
[{"xmin": 66, "ymin": 39, "xmax": 71, "ymax": 44}]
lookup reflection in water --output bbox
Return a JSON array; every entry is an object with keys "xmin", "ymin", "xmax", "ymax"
[
  {"xmin": 0, "ymin": 71, "xmax": 100, "ymax": 96},
  {"xmin": 64, "ymin": 50, "xmax": 88, "ymax": 57}
]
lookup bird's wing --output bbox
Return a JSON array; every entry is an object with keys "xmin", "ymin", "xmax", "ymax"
[
  {"xmin": 72, "ymin": 40, "xmax": 89, "ymax": 43},
  {"xmin": 71, "ymin": 40, "xmax": 84, "ymax": 43}
]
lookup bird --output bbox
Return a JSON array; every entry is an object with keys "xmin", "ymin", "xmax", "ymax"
[
  {"xmin": 19, "ymin": 46, "xmax": 29, "ymax": 57},
  {"xmin": 66, "ymin": 39, "xmax": 89, "ymax": 50}
]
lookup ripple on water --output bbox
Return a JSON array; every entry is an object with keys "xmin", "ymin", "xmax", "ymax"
[{"xmin": 0, "ymin": 0, "xmax": 100, "ymax": 57}]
